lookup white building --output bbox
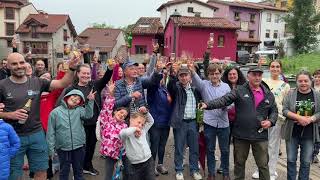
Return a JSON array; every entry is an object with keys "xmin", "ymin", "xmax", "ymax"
[
  {"xmin": 15, "ymin": 12, "xmax": 77, "ymax": 74},
  {"xmin": 0, "ymin": 0, "xmax": 38, "ymax": 59},
  {"xmin": 157, "ymin": 0, "xmax": 218, "ymax": 27},
  {"xmin": 258, "ymin": 6, "xmax": 287, "ymax": 50}
]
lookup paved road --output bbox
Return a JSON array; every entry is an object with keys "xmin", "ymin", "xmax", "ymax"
[{"xmin": 24, "ymin": 130, "xmax": 320, "ymax": 180}]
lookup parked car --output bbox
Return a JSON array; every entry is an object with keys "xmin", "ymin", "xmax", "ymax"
[
  {"xmin": 239, "ymin": 63, "xmax": 270, "ymax": 79},
  {"xmin": 236, "ymin": 50, "xmax": 250, "ymax": 65}
]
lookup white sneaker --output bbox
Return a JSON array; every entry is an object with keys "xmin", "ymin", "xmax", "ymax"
[
  {"xmin": 176, "ymin": 172, "xmax": 184, "ymax": 180},
  {"xmin": 252, "ymin": 170, "xmax": 259, "ymax": 179},
  {"xmin": 192, "ymin": 172, "xmax": 203, "ymax": 180}
]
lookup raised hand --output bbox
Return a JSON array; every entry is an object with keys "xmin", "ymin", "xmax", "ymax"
[
  {"xmin": 87, "ymin": 89, "xmax": 97, "ymax": 101},
  {"xmin": 69, "ymin": 52, "xmax": 81, "ymax": 70},
  {"xmin": 107, "ymin": 81, "xmax": 115, "ymax": 96},
  {"xmin": 138, "ymin": 106, "xmax": 148, "ymax": 114}
]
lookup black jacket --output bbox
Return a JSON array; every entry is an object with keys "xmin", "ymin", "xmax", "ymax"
[
  {"xmin": 206, "ymin": 81, "xmax": 278, "ymax": 141},
  {"xmin": 0, "ymin": 68, "xmax": 10, "ymax": 80},
  {"xmin": 167, "ymin": 75, "xmax": 202, "ymax": 128},
  {"xmin": 60, "ymin": 68, "xmax": 113, "ymax": 126}
]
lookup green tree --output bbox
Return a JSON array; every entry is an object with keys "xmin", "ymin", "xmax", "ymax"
[
  {"xmin": 284, "ymin": 0, "xmax": 320, "ymax": 54},
  {"xmin": 91, "ymin": 22, "xmax": 114, "ymax": 28}
]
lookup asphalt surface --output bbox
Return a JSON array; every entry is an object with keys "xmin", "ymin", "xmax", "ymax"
[{"xmin": 23, "ymin": 129, "xmax": 320, "ymax": 180}]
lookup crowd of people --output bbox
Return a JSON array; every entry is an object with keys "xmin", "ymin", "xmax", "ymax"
[{"xmin": 0, "ymin": 38, "xmax": 320, "ymax": 180}]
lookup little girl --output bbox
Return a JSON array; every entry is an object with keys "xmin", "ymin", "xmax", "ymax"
[{"xmin": 98, "ymin": 83, "xmax": 129, "ymax": 180}]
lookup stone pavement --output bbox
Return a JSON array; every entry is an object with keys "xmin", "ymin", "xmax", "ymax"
[{"xmin": 23, "ymin": 130, "xmax": 320, "ymax": 180}]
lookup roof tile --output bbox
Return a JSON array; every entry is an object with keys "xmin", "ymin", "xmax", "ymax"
[
  {"xmin": 132, "ymin": 17, "xmax": 164, "ymax": 35},
  {"xmin": 172, "ymin": 16, "xmax": 239, "ymax": 29}
]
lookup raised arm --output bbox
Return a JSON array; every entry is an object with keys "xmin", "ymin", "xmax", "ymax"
[
  {"xmin": 47, "ymin": 112, "xmax": 57, "ymax": 156},
  {"xmin": 145, "ymin": 54, "xmax": 157, "ymax": 77},
  {"xmin": 206, "ymin": 89, "xmax": 238, "ymax": 110},
  {"xmin": 143, "ymin": 112, "xmax": 154, "ymax": 132},
  {"xmin": 81, "ymin": 100, "xmax": 94, "ymax": 119},
  {"xmin": 191, "ymin": 71, "xmax": 205, "ymax": 91}
]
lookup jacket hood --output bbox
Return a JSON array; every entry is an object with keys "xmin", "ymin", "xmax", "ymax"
[{"xmin": 62, "ymin": 89, "xmax": 85, "ymax": 108}]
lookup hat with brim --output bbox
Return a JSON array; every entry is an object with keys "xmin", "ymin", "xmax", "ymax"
[
  {"xmin": 178, "ymin": 66, "xmax": 191, "ymax": 76},
  {"xmin": 122, "ymin": 60, "xmax": 138, "ymax": 70},
  {"xmin": 248, "ymin": 66, "xmax": 263, "ymax": 74}
]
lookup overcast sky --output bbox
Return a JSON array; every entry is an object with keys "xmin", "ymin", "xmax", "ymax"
[{"xmin": 29, "ymin": 0, "xmax": 260, "ymax": 33}]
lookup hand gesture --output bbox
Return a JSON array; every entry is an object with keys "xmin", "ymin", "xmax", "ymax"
[
  {"xmin": 107, "ymin": 81, "xmax": 115, "ymax": 96},
  {"xmin": 134, "ymin": 127, "xmax": 142, "ymax": 138},
  {"xmin": 138, "ymin": 106, "xmax": 148, "ymax": 114},
  {"xmin": 131, "ymin": 91, "xmax": 142, "ymax": 100},
  {"xmin": 108, "ymin": 59, "xmax": 116, "ymax": 70},
  {"xmin": 187, "ymin": 61, "xmax": 196, "ymax": 73},
  {"xmin": 11, "ymin": 109, "xmax": 28, "ymax": 121},
  {"xmin": 155, "ymin": 61, "xmax": 165, "ymax": 73},
  {"xmin": 87, "ymin": 90, "xmax": 96, "ymax": 101},
  {"xmin": 260, "ymin": 120, "xmax": 272, "ymax": 129},
  {"xmin": 0, "ymin": 103, "xmax": 4, "ymax": 112},
  {"xmin": 152, "ymin": 43, "xmax": 159, "ymax": 53},
  {"xmin": 69, "ymin": 53, "xmax": 81, "ymax": 70},
  {"xmin": 12, "ymin": 38, "xmax": 17, "ymax": 48},
  {"xmin": 207, "ymin": 40, "xmax": 213, "ymax": 49},
  {"xmin": 199, "ymin": 102, "xmax": 208, "ymax": 110}
]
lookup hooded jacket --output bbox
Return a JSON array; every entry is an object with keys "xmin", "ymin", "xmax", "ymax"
[
  {"xmin": 0, "ymin": 119, "xmax": 20, "ymax": 180},
  {"xmin": 47, "ymin": 89, "xmax": 94, "ymax": 156}
]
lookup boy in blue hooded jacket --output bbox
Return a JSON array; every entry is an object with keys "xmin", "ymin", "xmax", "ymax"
[{"xmin": 47, "ymin": 89, "xmax": 95, "ymax": 180}]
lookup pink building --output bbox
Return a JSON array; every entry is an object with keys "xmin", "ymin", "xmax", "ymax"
[
  {"xmin": 208, "ymin": 0, "xmax": 262, "ymax": 53},
  {"xmin": 164, "ymin": 16, "xmax": 239, "ymax": 61},
  {"xmin": 130, "ymin": 17, "xmax": 164, "ymax": 60}
]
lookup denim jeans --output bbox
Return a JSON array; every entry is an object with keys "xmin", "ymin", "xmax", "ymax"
[
  {"xmin": 286, "ymin": 136, "xmax": 313, "ymax": 180},
  {"xmin": 204, "ymin": 124, "xmax": 230, "ymax": 176},
  {"xmin": 57, "ymin": 146, "xmax": 85, "ymax": 180},
  {"xmin": 173, "ymin": 120, "xmax": 199, "ymax": 173},
  {"xmin": 149, "ymin": 126, "xmax": 170, "ymax": 164}
]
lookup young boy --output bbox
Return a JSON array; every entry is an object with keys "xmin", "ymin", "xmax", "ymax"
[
  {"xmin": 120, "ymin": 112, "xmax": 155, "ymax": 180},
  {"xmin": 0, "ymin": 118, "xmax": 20, "ymax": 180},
  {"xmin": 47, "ymin": 89, "xmax": 95, "ymax": 180}
]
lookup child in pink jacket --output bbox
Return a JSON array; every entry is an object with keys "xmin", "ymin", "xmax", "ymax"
[{"xmin": 98, "ymin": 84, "xmax": 128, "ymax": 180}]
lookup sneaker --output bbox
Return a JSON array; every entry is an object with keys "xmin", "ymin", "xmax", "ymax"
[
  {"xmin": 176, "ymin": 172, "xmax": 184, "ymax": 180},
  {"xmin": 157, "ymin": 164, "xmax": 168, "ymax": 174},
  {"xmin": 83, "ymin": 168, "xmax": 99, "ymax": 176},
  {"xmin": 252, "ymin": 170, "xmax": 259, "ymax": 179},
  {"xmin": 217, "ymin": 168, "xmax": 223, "ymax": 174},
  {"xmin": 312, "ymin": 156, "xmax": 319, "ymax": 163},
  {"xmin": 155, "ymin": 168, "xmax": 159, "ymax": 176},
  {"xmin": 191, "ymin": 171, "xmax": 202, "ymax": 180}
]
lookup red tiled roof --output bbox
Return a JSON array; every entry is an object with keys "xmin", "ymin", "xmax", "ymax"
[
  {"xmin": 132, "ymin": 17, "xmax": 164, "ymax": 35},
  {"xmin": 207, "ymin": 0, "xmax": 287, "ymax": 11},
  {"xmin": 171, "ymin": 16, "xmax": 239, "ymax": 29},
  {"xmin": 207, "ymin": 0, "xmax": 263, "ymax": 10},
  {"xmin": 237, "ymin": 38, "xmax": 261, "ymax": 43},
  {"xmin": 157, "ymin": 0, "xmax": 218, "ymax": 11},
  {"xmin": 0, "ymin": 0, "xmax": 29, "ymax": 8},
  {"xmin": 16, "ymin": 13, "xmax": 77, "ymax": 36},
  {"xmin": 77, "ymin": 28, "xmax": 122, "ymax": 52}
]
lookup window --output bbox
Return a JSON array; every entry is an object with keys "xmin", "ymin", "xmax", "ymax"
[
  {"xmin": 240, "ymin": 21, "xmax": 249, "ymax": 31},
  {"xmin": 31, "ymin": 26, "xmax": 38, "ymax": 38},
  {"xmin": 187, "ymin": 7, "xmax": 194, "ymax": 13},
  {"xmin": 135, "ymin": 45, "xmax": 147, "ymax": 54},
  {"xmin": 265, "ymin": 29, "xmax": 270, "ymax": 38},
  {"xmin": 281, "ymin": 1, "xmax": 287, "ymax": 8},
  {"xmin": 273, "ymin": 30, "xmax": 278, "ymax": 39},
  {"xmin": 5, "ymin": 8, "xmax": 14, "ymax": 20},
  {"xmin": 7, "ymin": 40, "xmax": 12, "ymax": 48},
  {"xmin": 249, "ymin": 30, "xmax": 255, "ymax": 38},
  {"xmin": 218, "ymin": 35, "xmax": 224, "ymax": 47},
  {"xmin": 250, "ymin": 14, "xmax": 255, "ymax": 22},
  {"xmin": 275, "ymin": 14, "xmax": 280, "ymax": 23},
  {"xmin": 23, "ymin": 42, "xmax": 48, "ymax": 54},
  {"xmin": 5, "ymin": 23, "xmax": 14, "ymax": 36},
  {"xmin": 266, "ymin": 13, "xmax": 271, "ymax": 22},
  {"xmin": 63, "ymin": 29, "xmax": 68, "ymax": 41},
  {"xmin": 234, "ymin": 12, "xmax": 240, "ymax": 21}
]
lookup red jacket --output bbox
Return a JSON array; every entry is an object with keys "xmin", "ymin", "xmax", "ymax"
[{"xmin": 40, "ymin": 71, "xmax": 65, "ymax": 132}]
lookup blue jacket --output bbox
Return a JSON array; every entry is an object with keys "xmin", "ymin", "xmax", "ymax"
[
  {"xmin": 0, "ymin": 119, "xmax": 20, "ymax": 180},
  {"xmin": 114, "ymin": 72, "xmax": 162, "ymax": 109},
  {"xmin": 147, "ymin": 84, "xmax": 172, "ymax": 128}
]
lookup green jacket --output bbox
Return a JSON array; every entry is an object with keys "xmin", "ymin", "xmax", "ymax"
[{"xmin": 47, "ymin": 89, "xmax": 94, "ymax": 155}]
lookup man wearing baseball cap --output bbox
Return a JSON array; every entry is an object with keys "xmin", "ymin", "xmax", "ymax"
[
  {"xmin": 167, "ymin": 65, "xmax": 203, "ymax": 180},
  {"xmin": 201, "ymin": 66, "xmax": 278, "ymax": 180}
]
